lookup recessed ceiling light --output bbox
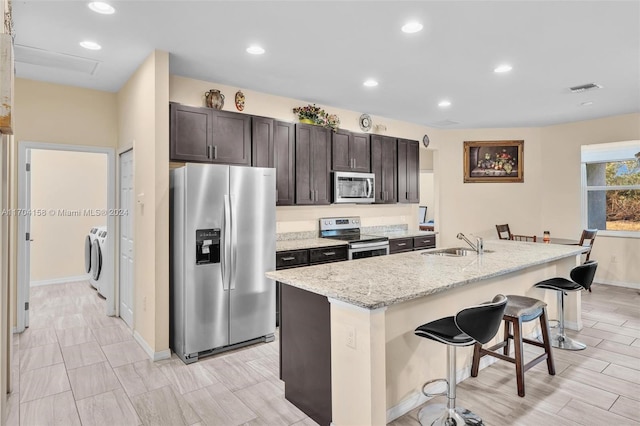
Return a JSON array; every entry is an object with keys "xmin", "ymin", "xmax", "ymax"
[
  {"xmin": 401, "ymin": 22, "xmax": 423, "ymax": 33},
  {"xmin": 363, "ymin": 79, "xmax": 379, "ymax": 87},
  {"xmin": 80, "ymin": 41, "xmax": 101, "ymax": 50},
  {"xmin": 438, "ymin": 100, "xmax": 451, "ymax": 108},
  {"xmin": 494, "ymin": 64, "xmax": 513, "ymax": 73},
  {"xmin": 88, "ymin": 2, "xmax": 115, "ymax": 14},
  {"xmin": 246, "ymin": 45, "xmax": 265, "ymax": 55},
  {"xmin": 580, "ymin": 101, "xmax": 594, "ymax": 107}
]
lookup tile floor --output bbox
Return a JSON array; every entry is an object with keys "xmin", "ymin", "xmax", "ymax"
[
  {"xmin": 6, "ymin": 280, "xmax": 317, "ymax": 426},
  {"xmin": 8, "ymin": 281, "xmax": 639, "ymax": 425}
]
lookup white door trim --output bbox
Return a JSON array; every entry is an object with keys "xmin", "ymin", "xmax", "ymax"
[
  {"xmin": 16, "ymin": 141, "xmax": 116, "ymax": 333},
  {"xmin": 118, "ymin": 148, "xmax": 134, "ymax": 329}
]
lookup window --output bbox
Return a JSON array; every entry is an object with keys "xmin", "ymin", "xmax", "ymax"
[{"xmin": 582, "ymin": 141, "xmax": 640, "ymax": 235}]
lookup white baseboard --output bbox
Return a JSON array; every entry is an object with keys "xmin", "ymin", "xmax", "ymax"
[
  {"xmin": 30, "ymin": 275, "xmax": 88, "ymax": 287},
  {"xmin": 595, "ymin": 280, "xmax": 640, "ymax": 290},
  {"xmin": 386, "ymin": 329, "xmax": 541, "ymax": 423},
  {"xmin": 133, "ymin": 330, "xmax": 171, "ymax": 362}
]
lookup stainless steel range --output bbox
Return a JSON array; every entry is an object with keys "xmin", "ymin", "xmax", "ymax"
[{"xmin": 319, "ymin": 217, "xmax": 389, "ymax": 260}]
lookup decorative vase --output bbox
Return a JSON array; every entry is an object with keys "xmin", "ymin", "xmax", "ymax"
[
  {"xmin": 299, "ymin": 118, "xmax": 314, "ymax": 125},
  {"xmin": 205, "ymin": 89, "xmax": 225, "ymax": 110}
]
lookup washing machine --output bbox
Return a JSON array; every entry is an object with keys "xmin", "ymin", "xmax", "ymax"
[
  {"xmin": 90, "ymin": 226, "xmax": 108, "ymax": 295},
  {"xmin": 85, "ymin": 226, "xmax": 101, "ymax": 288}
]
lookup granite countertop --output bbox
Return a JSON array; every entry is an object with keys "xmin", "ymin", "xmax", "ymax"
[
  {"xmin": 368, "ymin": 229, "xmax": 437, "ymax": 239},
  {"xmin": 276, "ymin": 238, "xmax": 348, "ymax": 252},
  {"xmin": 266, "ymin": 240, "xmax": 588, "ymax": 310}
]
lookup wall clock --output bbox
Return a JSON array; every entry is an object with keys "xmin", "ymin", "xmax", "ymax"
[
  {"xmin": 422, "ymin": 134, "xmax": 430, "ymax": 148},
  {"xmin": 359, "ymin": 114, "xmax": 372, "ymax": 132}
]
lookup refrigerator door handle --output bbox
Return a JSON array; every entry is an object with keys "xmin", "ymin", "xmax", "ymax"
[
  {"xmin": 230, "ymin": 194, "xmax": 238, "ymax": 290},
  {"xmin": 223, "ymin": 194, "xmax": 231, "ymax": 290}
]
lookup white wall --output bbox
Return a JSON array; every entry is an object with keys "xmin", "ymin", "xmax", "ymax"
[
  {"xmin": 29, "ymin": 150, "xmax": 107, "ymax": 283},
  {"xmin": 419, "ymin": 172, "xmax": 435, "ymax": 222}
]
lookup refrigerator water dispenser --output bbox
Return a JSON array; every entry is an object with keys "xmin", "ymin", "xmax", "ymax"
[{"xmin": 196, "ymin": 229, "xmax": 220, "ymax": 264}]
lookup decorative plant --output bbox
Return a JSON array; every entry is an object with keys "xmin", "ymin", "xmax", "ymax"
[{"xmin": 293, "ymin": 104, "xmax": 340, "ymax": 131}]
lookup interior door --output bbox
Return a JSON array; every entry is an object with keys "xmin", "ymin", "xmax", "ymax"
[
  {"xmin": 228, "ymin": 166, "xmax": 276, "ymax": 345},
  {"xmin": 119, "ymin": 150, "xmax": 134, "ymax": 329}
]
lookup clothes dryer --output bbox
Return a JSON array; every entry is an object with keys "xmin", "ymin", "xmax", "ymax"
[{"xmin": 85, "ymin": 226, "xmax": 101, "ymax": 288}]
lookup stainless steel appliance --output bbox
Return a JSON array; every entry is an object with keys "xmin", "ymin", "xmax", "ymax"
[
  {"xmin": 333, "ymin": 172, "xmax": 375, "ymax": 204},
  {"xmin": 319, "ymin": 217, "xmax": 389, "ymax": 259},
  {"xmin": 170, "ymin": 163, "xmax": 276, "ymax": 364}
]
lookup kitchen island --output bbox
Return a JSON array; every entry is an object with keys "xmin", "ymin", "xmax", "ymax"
[{"xmin": 266, "ymin": 240, "xmax": 588, "ymax": 426}]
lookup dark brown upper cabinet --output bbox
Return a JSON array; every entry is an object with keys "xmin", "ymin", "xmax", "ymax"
[
  {"xmin": 370, "ymin": 135, "xmax": 397, "ymax": 204},
  {"xmin": 210, "ymin": 109, "xmax": 251, "ymax": 165},
  {"xmin": 397, "ymin": 138, "xmax": 420, "ymax": 203},
  {"xmin": 331, "ymin": 129, "xmax": 370, "ymax": 173},
  {"xmin": 170, "ymin": 102, "xmax": 251, "ymax": 166},
  {"xmin": 252, "ymin": 118, "xmax": 295, "ymax": 205},
  {"xmin": 295, "ymin": 123, "xmax": 331, "ymax": 205},
  {"xmin": 252, "ymin": 116, "xmax": 274, "ymax": 168},
  {"xmin": 274, "ymin": 121, "xmax": 295, "ymax": 206},
  {"xmin": 170, "ymin": 102, "xmax": 211, "ymax": 163}
]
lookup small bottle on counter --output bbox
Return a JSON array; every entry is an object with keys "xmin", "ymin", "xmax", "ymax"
[{"xmin": 543, "ymin": 231, "xmax": 550, "ymax": 244}]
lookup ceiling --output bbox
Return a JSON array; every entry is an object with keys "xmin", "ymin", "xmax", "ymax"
[{"xmin": 12, "ymin": 1, "xmax": 640, "ymax": 129}]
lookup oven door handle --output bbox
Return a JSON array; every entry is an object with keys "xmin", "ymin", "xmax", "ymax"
[{"xmin": 349, "ymin": 241, "xmax": 390, "ymax": 250}]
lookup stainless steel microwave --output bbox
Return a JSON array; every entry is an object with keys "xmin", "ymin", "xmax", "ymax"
[{"xmin": 333, "ymin": 172, "xmax": 375, "ymax": 204}]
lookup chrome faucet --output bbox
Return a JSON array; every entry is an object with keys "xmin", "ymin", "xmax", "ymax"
[{"xmin": 457, "ymin": 233, "xmax": 484, "ymax": 255}]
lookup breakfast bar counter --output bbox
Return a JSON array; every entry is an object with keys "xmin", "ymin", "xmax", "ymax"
[{"xmin": 266, "ymin": 241, "xmax": 588, "ymax": 426}]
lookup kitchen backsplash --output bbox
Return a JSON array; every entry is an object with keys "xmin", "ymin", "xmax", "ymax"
[{"xmin": 276, "ymin": 224, "xmax": 408, "ymax": 241}]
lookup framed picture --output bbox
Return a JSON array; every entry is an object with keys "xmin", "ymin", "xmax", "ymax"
[{"xmin": 463, "ymin": 140, "xmax": 524, "ymax": 183}]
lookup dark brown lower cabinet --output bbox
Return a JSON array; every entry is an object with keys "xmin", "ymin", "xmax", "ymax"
[{"xmin": 280, "ymin": 284, "xmax": 331, "ymax": 426}]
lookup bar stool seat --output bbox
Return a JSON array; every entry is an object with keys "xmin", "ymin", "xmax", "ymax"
[{"xmin": 471, "ymin": 295, "xmax": 555, "ymax": 397}]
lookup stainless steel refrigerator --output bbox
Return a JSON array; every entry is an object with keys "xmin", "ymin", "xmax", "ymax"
[{"xmin": 170, "ymin": 163, "xmax": 276, "ymax": 364}]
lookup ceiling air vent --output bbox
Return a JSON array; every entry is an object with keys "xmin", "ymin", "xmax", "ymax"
[
  {"xmin": 569, "ymin": 83, "xmax": 602, "ymax": 93},
  {"xmin": 14, "ymin": 44, "xmax": 101, "ymax": 75}
]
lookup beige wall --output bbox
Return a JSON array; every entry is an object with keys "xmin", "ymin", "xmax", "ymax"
[
  {"xmin": 117, "ymin": 50, "xmax": 170, "ymax": 354},
  {"xmin": 29, "ymin": 150, "xmax": 107, "ymax": 282},
  {"xmin": 540, "ymin": 114, "xmax": 640, "ymax": 285},
  {"xmin": 169, "ymin": 75, "xmax": 431, "ymax": 232},
  {"xmin": 429, "ymin": 127, "xmax": 544, "ymax": 245},
  {"xmin": 9, "ymin": 78, "xmax": 117, "ymax": 326}
]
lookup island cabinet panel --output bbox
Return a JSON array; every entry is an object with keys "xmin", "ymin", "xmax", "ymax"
[
  {"xmin": 170, "ymin": 102, "xmax": 251, "ymax": 165},
  {"xmin": 251, "ymin": 116, "xmax": 274, "ymax": 168},
  {"xmin": 371, "ymin": 135, "xmax": 397, "ymax": 203},
  {"xmin": 397, "ymin": 138, "xmax": 420, "ymax": 203},
  {"xmin": 280, "ymin": 284, "xmax": 332, "ymax": 426},
  {"xmin": 170, "ymin": 102, "xmax": 212, "ymax": 163},
  {"xmin": 389, "ymin": 237, "xmax": 413, "ymax": 254},
  {"xmin": 331, "ymin": 129, "xmax": 370, "ymax": 172},
  {"xmin": 210, "ymin": 109, "xmax": 251, "ymax": 165},
  {"xmin": 295, "ymin": 123, "xmax": 331, "ymax": 205},
  {"xmin": 274, "ymin": 121, "xmax": 296, "ymax": 206}
]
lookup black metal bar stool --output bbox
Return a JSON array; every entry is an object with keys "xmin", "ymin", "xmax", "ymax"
[
  {"xmin": 534, "ymin": 261, "xmax": 598, "ymax": 350},
  {"xmin": 414, "ymin": 294, "xmax": 507, "ymax": 426},
  {"xmin": 470, "ymin": 295, "xmax": 555, "ymax": 397}
]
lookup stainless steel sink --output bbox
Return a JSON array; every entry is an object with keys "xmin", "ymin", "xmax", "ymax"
[{"xmin": 422, "ymin": 247, "xmax": 494, "ymax": 257}]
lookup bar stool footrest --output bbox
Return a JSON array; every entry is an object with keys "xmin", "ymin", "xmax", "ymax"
[{"xmin": 421, "ymin": 378, "xmax": 448, "ymax": 398}]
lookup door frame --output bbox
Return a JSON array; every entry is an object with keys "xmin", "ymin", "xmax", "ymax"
[
  {"xmin": 118, "ymin": 148, "xmax": 134, "ymax": 329},
  {"xmin": 16, "ymin": 141, "xmax": 116, "ymax": 333}
]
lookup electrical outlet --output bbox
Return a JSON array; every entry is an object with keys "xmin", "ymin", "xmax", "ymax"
[{"xmin": 346, "ymin": 325, "xmax": 356, "ymax": 349}]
